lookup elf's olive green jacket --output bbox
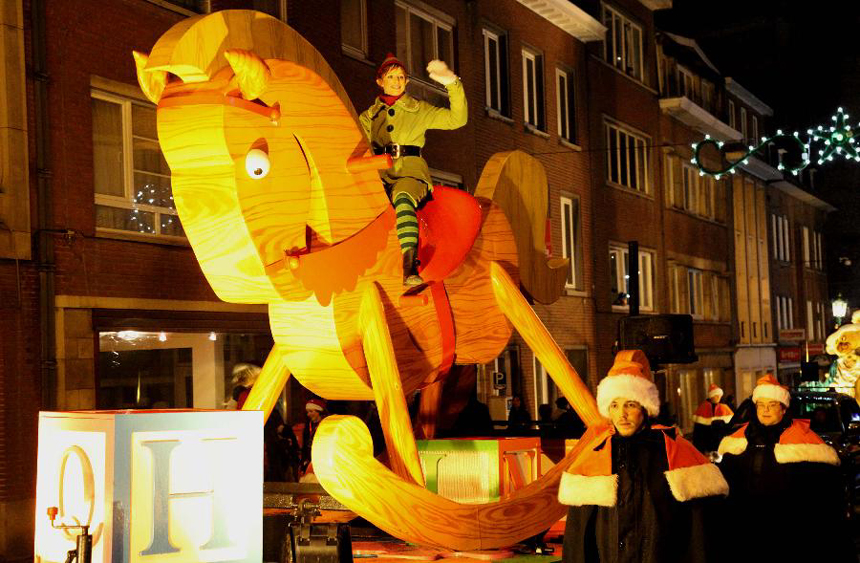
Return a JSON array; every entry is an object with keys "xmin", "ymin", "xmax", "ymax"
[{"xmin": 359, "ymin": 79, "xmax": 467, "ymax": 189}]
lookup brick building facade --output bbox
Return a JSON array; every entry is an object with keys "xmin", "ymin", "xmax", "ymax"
[{"xmin": 0, "ymin": 0, "xmax": 835, "ymax": 558}]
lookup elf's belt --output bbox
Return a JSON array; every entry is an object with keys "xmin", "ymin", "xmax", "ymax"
[{"xmin": 374, "ymin": 144, "xmax": 421, "ymax": 159}]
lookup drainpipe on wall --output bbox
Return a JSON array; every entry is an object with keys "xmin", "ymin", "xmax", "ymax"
[{"xmin": 32, "ymin": 0, "xmax": 57, "ymax": 410}]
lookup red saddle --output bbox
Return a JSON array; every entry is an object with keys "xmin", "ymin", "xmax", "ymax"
[{"xmin": 415, "ymin": 186, "xmax": 483, "ymax": 283}]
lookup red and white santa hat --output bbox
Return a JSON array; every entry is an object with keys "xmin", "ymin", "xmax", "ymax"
[
  {"xmin": 751, "ymin": 374, "xmax": 790, "ymax": 407},
  {"xmin": 707, "ymin": 383, "xmax": 723, "ymax": 399},
  {"xmin": 306, "ymin": 397, "xmax": 327, "ymax": 412},
  {"xmin": 596, "ymin": 350, "xmax": 660, "ymax": 418}
]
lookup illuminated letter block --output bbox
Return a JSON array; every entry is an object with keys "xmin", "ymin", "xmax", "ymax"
[
  {"xmin": 417, "ymin": 438, "xmax": 541, "ymax": 503},
  {"xmin": 34, "ymin": 410, "xmax": 263, "ymax": 563}
]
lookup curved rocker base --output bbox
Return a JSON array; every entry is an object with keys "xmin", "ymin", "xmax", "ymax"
[{"xmin": 312, "ymin": 415, "xmax": 603, "ymax": 551}]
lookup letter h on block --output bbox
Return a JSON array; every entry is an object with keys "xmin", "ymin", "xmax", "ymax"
[{"xmin": 34, "ymin": 410, "xmax": 263, "ymax": 563}]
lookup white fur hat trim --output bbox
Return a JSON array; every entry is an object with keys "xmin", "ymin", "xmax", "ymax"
[
  {"xmin": 596, "ymin": 373, "xmax": 660, "ymax": 417},
  {"xmin": 752, "ymin": 383, "xmax": 790, "ymax": 407}
]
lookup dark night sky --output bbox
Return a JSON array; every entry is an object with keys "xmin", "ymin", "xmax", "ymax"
[{"xmin": 657, "ymin": 1, "xmax": 860, "ymax": 302}]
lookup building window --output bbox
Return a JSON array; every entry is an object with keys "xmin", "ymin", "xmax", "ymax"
[
  {"xmin": 728, "ymin": 100, "xmax": 736, "ymax": 129},
  {"xmin": 752, "ymin": 115, "xmax": 759, "ymax": 144},
  {"xmin": 806, "ymin": 300, "xmax": 815, "ymax": 340},
  {"xmin": 681, "ymin": 163, "xmax": 697, "ymax": 213},
  {"xmin": 560, "ymin": 195, "xmax": 583, "ymax": 290},
  {"xmin": 341, "ymin": 0, "xmax": 367, "ymax": 58},
  {"xmin": 483, "ymin": 27, "xmax": 510, "ymax": 116},
  {"xmin": 802, "ymin": 225, "xmax": 810, "ymax": 267},
  {"xmin": 686, "ymin": 268, "xmax": 703, "ymax": 318},
  {"xmin": 740, "ymin": 107, "xmax": 748, "ymax": 143},
  {"xmin": 701, "ymin": 80, "xmax": 714, "ymax": 113},
  {"xmin": 670, "ymin": 266, "xmax": 727, "ymax": 321},
  {"xmin": 430, "ymin": 168, "xmax": 464, "ymax": 189},
  {"xmin": 701, "ymin": 175, "xmax": 713, "ymax": 217},
  {"xmin": 606, "ymin": 121, "xmax": 649, "ymax": 193},
  {"xmin": 97, "ymin": 331, "xmax": 273, "ymax": 410},
  {"xmin": 814, "ymin": 230, "xmax": 823, "ymax": 270},
  {"xmin": 609, "ymin": 244, "xmax": 654, "ymax": 311},
  {"xmin": 678, "ymin": 66, "xmax": 695, "ymax": 100},
  {"xmin": 253, "ymin": 0, "xmax": 287, "ymax": 20},
  {"xmin": 602, "ymin": 4, "xmax": 643, "ymax": 81},
  {"xmin": 777, "ymin": 296, "xmax": 795, "ymax": 331},
  {"xmin": 395, "ymin": 1, "xmax": 454, "ymax": 80},
  {"xmin": 556, "ymin": 68, "xmax": 576, "ymax": 143},
  {"xmin": 771, "ymin": 214, "xmax": 790, "ymax": 262},
  {"xmin": 92, "ymin": 90, "xmax": 182, "ymax": 238},
  {"xmin": 521, "ymin": 47, "xmax": 545, "ymax": 130}
]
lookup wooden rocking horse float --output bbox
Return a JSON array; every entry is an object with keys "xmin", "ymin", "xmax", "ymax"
[{"xmin": 136, "ymin": 10, "xmax": 603, "ymax": 551}]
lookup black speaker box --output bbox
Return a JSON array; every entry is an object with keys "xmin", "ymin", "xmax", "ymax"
[
  {"xmin": 619, "ymin": 314, "xmax": 697, "ymax": 365},
  {"xmin": 800, "ymin": 361, "xmax": 820, "ymax": 382}
]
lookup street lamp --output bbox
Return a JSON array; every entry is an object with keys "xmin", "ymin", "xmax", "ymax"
[{"xmin": 832, "ymin": 294, "xmax": 848, "ymax": 328}]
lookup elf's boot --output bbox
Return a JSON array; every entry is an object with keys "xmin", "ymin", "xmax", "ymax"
[{"xmin": 402, "ymin": 247, "xmax": 424, "ymax": 287}]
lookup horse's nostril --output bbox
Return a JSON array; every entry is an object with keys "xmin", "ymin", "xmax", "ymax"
[{"xmin": 254, "ymin": 168, "xmax": 263, "ymax": 176}]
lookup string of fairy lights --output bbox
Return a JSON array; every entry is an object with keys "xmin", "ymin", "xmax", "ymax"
[{"xmin": 692, "ymin": 107, "xmax": 858, "ymax": 179}]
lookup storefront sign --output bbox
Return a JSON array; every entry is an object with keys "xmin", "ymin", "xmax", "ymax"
[
  {"xmin": 805, "ymin": 343, "xmax": 825, "ymax": 355},
  {"xmin": 779, "ymin": 328, "xmax": 806, "ymax": 341},
  {"xmin": 34, "ymin": 410, "xmax": 262, "ymax": 563},
  {"xmin": 778, "ymin": 347, "xmax": 802, "ymax": 363}
]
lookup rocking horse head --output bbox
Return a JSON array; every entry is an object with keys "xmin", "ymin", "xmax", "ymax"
[{"xmin": 134, "ymin": 10, "xmax": 392, "ymax": 305}]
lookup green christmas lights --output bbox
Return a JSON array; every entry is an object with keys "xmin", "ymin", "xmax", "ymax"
[{"xmin": 692, "ymin": 107, "xmax": 859, "ymax": 179}]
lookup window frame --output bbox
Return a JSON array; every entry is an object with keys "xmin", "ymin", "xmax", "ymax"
[
  {"xmin": 752, "ymin": 114, "xmax": 759, "ymax": 144},
  {"xmin": 605, "ymin": 120, "xmax": 650, "ymax": 194},
  {"xmin": 341, "ymin": 0, "xmax": 368, "ymax": 59},
  {"xmin": 556, "ymin": 67, "xmax": 576, "ymax": 143},
  {"xmin": 687, "ymin": 268, "xmax": 704, "ymax": 319},
  {"xmin": 681, "ymin": 162, "xmax": 697, "ymax": 213},
  {"xmin": 609, "ymin": 243, "xmax": 655, "ymax": 312},
  {"xmin": 560, "ymin": 194, "xmax": 583, "ymax": 290},
  {"xmin": 602, "ymin": 4, "xmax": 644, "ymax": 82},
  {"xmin": 740, "ymin": 106, "xmax": 748, "ymax": 143},
  {"xmin": 91, "ymin": 88, "xmax": 182, "ymax": 241},
  {"xmin": 395, "ymin": 0, "xmax": 455, "ymax": 82},
  {"xmin": 728, "ymin": 100, "xmax": 736, "ymax": 129},
  {"xmin": 482, "ymin": 27, "xmax": 509, "ymax": 116},
  {"xmin": 678, "ymin": 65, "xmax": 695, "ymax": 101},
  {"xmin": 521, "ymin": 46, "xmax": 545, "ymax": 130}
]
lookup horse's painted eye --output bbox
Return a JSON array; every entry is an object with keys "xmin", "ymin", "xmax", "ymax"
[{"xmin": 245, "ymin": 148, "xmax": 270, "ymax": 179}]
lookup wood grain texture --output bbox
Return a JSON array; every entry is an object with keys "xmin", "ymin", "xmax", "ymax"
[
  {"xmin": 242, "ymin": 343, "xmax": 291, "ymax": 414},
  {"xmin": 359, "ymin": 283, "xmax": 425, "ymax": 486},
  {"xmin": 473, "ymin": 152, "xmax": 569, "ymax": 305},
  {"xmin": 444, "ymin": 201, "xmax": 517, "ymax": 365},
  {"xmin": 313, "ymin": 415, "xmax": 606, "ymax": 550},
  {"xmin": 489, "ymin": 262, "xmax": 601, "ymax": 427}
]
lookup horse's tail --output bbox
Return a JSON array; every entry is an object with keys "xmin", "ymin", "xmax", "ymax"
[{"xmin": 473, "ymin": 151, "xmax": 569, "ymax": 304}]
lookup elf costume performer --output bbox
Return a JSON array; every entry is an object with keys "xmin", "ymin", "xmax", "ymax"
[{"xmin": 359, "ymin": 54, "xmax": 467, "ymax": 286}]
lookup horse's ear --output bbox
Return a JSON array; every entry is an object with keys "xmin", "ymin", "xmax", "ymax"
[
  {"xmin": 132, "ymin": 50, "xmax": 166, "ymax": 104},
  {"xmin": 224, "ymin": 49, "xmax": 271, "ymax": 100}
]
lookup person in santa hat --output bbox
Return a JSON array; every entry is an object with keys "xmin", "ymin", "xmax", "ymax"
[
  {"xmin": 717, "ymin": 375, "xmax": 855, "ymax": 562},
  {"xmin": 300, "ymin": 397, "xmax": 329, "ymax": 479},
  {"xmin": 359, "ymin": 53, "xmax": 467, "ymax": 286},
  {"xmin": 692, "ymin": 383, "xmax": 733, "ymax": 454},
  {"xmin": 560, "ymin": 350, "xmax": 728, "ymax": 563}
]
